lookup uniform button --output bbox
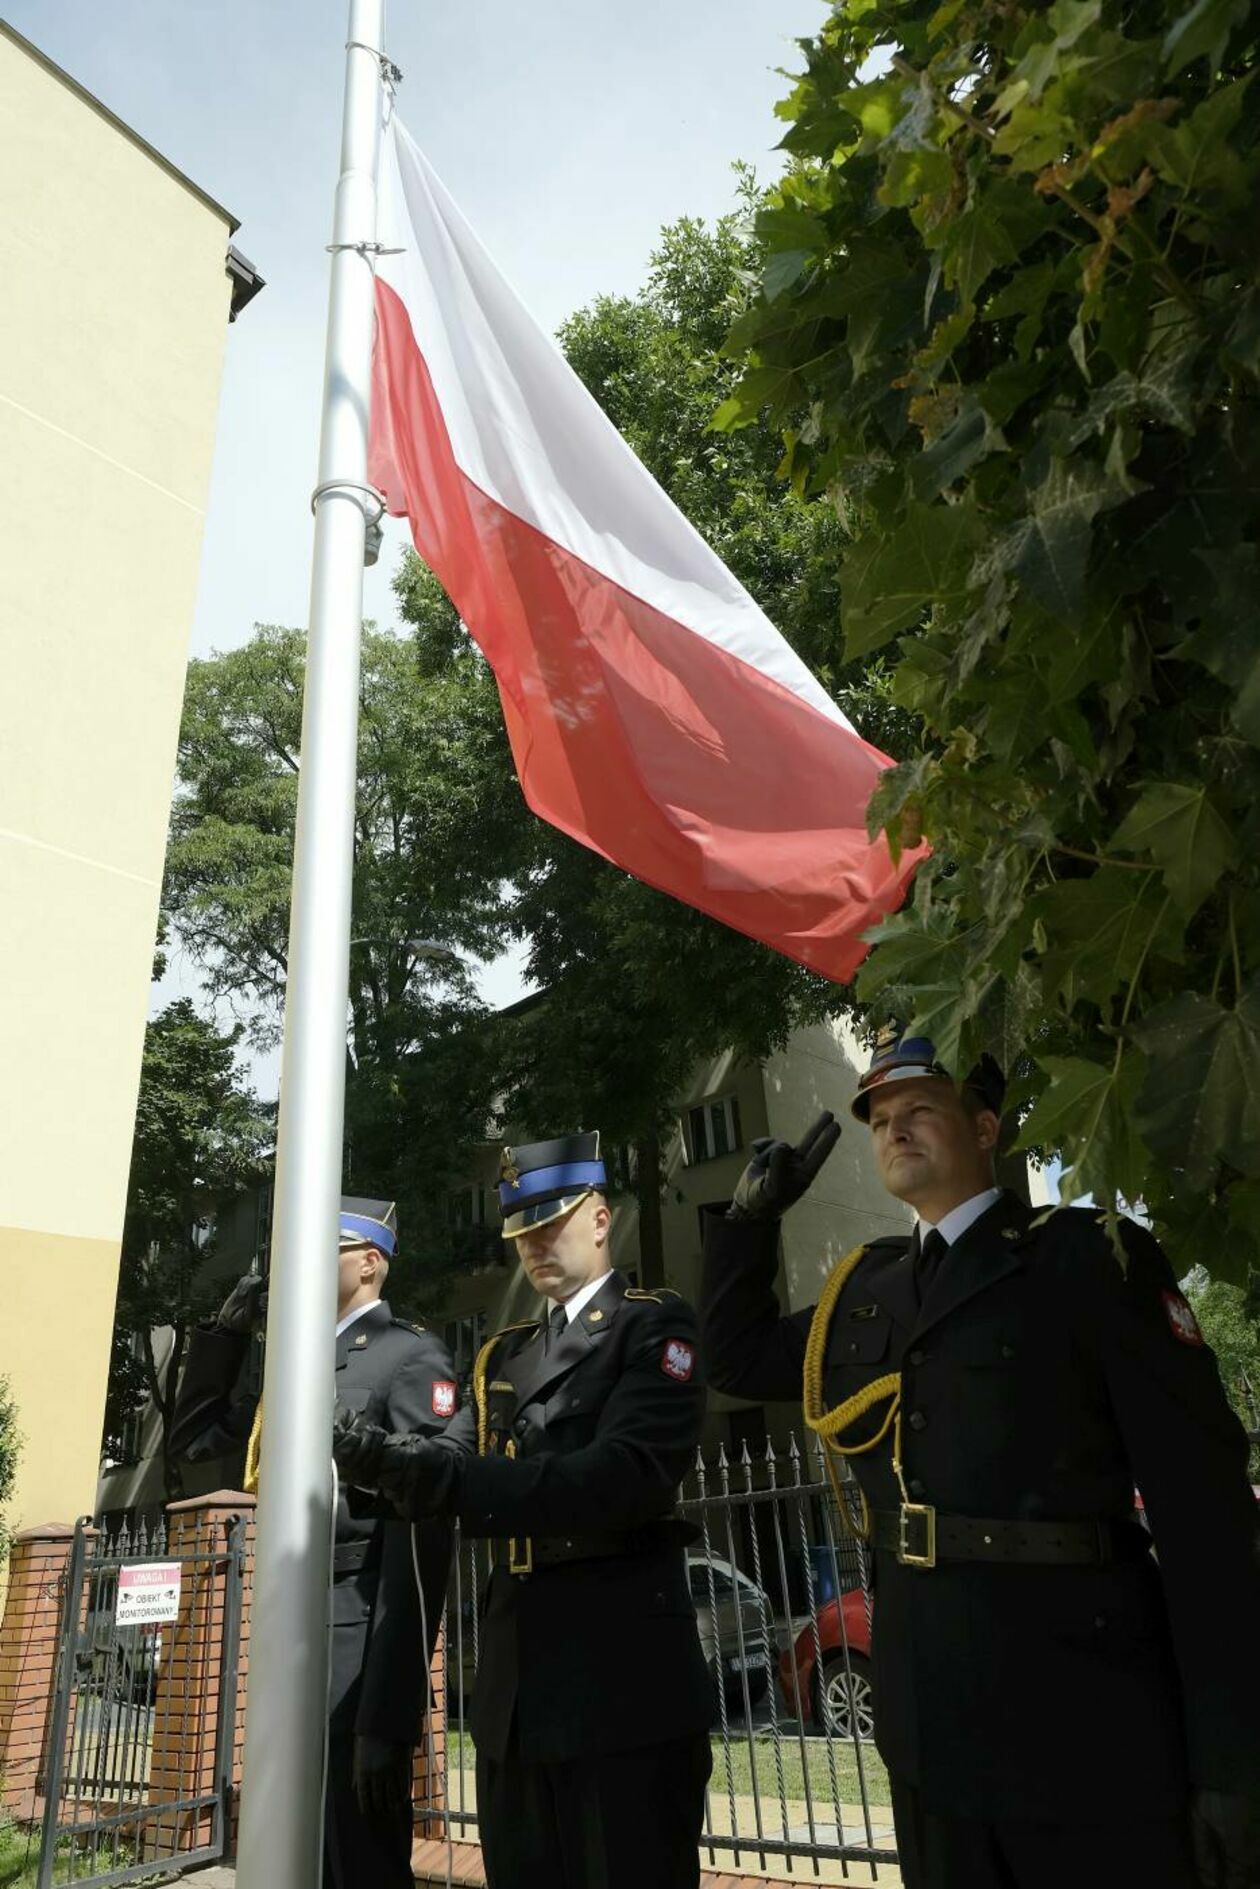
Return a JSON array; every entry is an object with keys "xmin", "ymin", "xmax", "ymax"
[
  {"xmin": 908, "ymin": 1410, "xmax": 927, "ymax": 1432},
  {"xmin": 514, "ymin": 1419, "xmax": 527, "ymax": 1437},
  {"xmin": 907, "ymin": 1349, "xmax": 925, "ymax": 1367},
  {"xmin": 907, "ymin": 1478, "xmax": 926, "ymax": 1498},
  {"xmin": 1000, "ymin": 1343, "xmax": 1016, "ymax": 1360}
]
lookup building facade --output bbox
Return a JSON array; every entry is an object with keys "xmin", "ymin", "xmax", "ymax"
[{"xmin": 0, "ymin": 23, "xmax": 260, "ymax": 1530}]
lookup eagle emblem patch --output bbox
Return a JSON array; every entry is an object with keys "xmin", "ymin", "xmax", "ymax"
[
  {"xmin": 1160, "ymin": 1291, "xmax": 1204, "ymax": 1347},
  {"xmin": 660, "ymin": 1339, "xmax": 695, "ymax": 1382},
  {"xmin": 432, "ymin": 1380, "xmax": 458, "ymax": 1417}
]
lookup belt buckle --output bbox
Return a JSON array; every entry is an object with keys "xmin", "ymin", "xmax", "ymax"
[
  {"xmin": 508, "ymin": 1536, "xmax": 533, "ymax": 1576},
  {"xmin": 898, "ymin": 1502, "xmax": 936, "ymax": 1568}
]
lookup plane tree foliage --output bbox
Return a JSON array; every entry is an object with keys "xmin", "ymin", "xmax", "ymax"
[{"xmin": 718, "ymin": 0, "xmax": 1260, "ymax": 1275}]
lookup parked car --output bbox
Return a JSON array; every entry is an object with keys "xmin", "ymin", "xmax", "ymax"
[
  {"xmin": 687, "ymin": 1555, "xmax": 779, "ymax": 1712},
  {"xmin": 778, "ymin": 1587, "xmax": 875, "ymax": 1741}
]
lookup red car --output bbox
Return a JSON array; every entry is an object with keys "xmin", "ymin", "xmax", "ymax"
[{"xmin": 778, "ymin": 1588, "xmax": 875, "ymax": 1740}]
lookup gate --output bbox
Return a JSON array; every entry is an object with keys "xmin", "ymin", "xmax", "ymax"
[
  {"xmin": 442, "ymin": 1432, "xmax": 901, "ymax": 1883},
  {"xmin": 36, "ymin": 1512, "xmax": 246, "ymax": 1888}
]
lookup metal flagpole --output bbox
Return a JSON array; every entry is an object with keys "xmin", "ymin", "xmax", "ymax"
[{"xmin": 235, "ymin": 4, "xmax": 387, "ymax": 1884}]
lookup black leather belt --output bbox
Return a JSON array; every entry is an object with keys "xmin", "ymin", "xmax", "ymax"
[
  {"xmin": 872, "ymin": 1507, "xmax": 1147, "ymax": 1569},
  {"xmin": 332, "ymin": 1541, "xmax": 375, "ymax": 1576},
  {"xmin": 498, "ymin": 1530, "xmax": 632, "ymax": 1573}
]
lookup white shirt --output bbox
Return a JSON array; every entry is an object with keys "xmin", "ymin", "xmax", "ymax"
[
  {"xmin": 553, "ymin": 1270, "xmax": 614, "ymax": 1324},
  {"xmin": 918, "ymin": 1187, "xmax": 1003, "ymax": 1250},
  {"xmin": 335, "ymin": 1300, "xmax": 379, "ymax": 1340}
]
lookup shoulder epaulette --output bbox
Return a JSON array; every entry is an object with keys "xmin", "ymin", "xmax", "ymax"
[
  {"xmin": 624, "ymin": 1286, "xmax": 683, "ymax": 1304},
  {"xmin": 391, "ymin": 1317, "xmax": 427, "ymax": 1336}
]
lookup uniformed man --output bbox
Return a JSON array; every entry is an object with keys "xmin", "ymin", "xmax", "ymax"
[
  {"xmin": 700, "ymin": 1034, "xmax": 1260, "ymax": 1889},
  {"xmin": 331, "ymin": 1134, "xmax": 715, "ymax": 1889},
  {"xmin": 170, "ymin": 1196, "xmax": 457, "ymax": 1889}
]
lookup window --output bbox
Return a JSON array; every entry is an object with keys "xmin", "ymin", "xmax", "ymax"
[{"xmin": 685, "ymin": 1095, "xmax": 742, "ymax": 1165}]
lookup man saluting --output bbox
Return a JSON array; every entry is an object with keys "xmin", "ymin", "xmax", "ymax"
[
  {"xmin": 332, "ymin": 1133, "xmax": 715, "ymax": 1889},
  {"xmin": 701, "ymin": 1031, "xmax": 1260, "ymax": 1889}
]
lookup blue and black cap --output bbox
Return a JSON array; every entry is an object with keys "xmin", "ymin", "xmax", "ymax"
[
  {"xmin": 339, "ymin": 1196, "xmax": 398, "ymax": 1258},
  {"xmin": 851, "ymin": 1026, "xmax": 1005, "ymax": 1122},
  {"xmin": 498, "ymin": 1132, "xmax": 607, "ymax": 1240}
]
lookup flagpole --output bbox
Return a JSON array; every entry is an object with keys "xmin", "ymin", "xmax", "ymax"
[{"xmin": 235, "ymin": 5, "xmax": 386, "ymax": 1885}]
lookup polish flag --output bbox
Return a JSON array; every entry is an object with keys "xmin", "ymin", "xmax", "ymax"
[{"xmin": 368, "ymin": 118, "xmax": 925, "ymax": 982}]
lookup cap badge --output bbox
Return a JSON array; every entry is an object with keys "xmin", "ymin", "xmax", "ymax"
[{"xmin": 499, "ymin": 1147, "xmax": 521, "ymax": 1189}]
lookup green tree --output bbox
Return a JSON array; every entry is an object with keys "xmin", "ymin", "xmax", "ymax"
[
  {"xmin": 164, "ymin": 598, "xmax": 522, "ymax": 1282},
  {"xmin": 721, "ymin": 0, "xmax": 1260, "ymax": 1275},
  {"xmin": 105, "ymin": 1000, "xmax": 270, "ymax": 1494},
  {"xmin": 1186, "ymin": 1272, "xmax": 1260, "ymax": 1466}
]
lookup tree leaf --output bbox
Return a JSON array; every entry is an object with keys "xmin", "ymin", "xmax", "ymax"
[
  {"xmin": 841, "ymin": 501, "xmax": 985, "ymax": 657},
  {"xmin": 941, "ymin": 203, "xmax": 1019, "ymax": 307},
  {"xmin": 997, "ymin": 455, "xmax": 1125, "ymax": 623},
  {"xmin": 1179, "ymin": 545, "xmax": 1260, "ymax": 747},
  {"xmin": 1029, "ymin": 871, "xmax": 1179, "ymax": 1012},
  {"xmin": 1162, "ymin": 0, "xmax": 1249, "ymax": 75},
  {"xmin": 1131, "ymin": 980, "xmax": 1260, "ymax": 1184},
  {"xmin": 1016, "ymin": 1051, "xmax": 1147, "ymax": 1205},
  {"xmin": 1110, "ymin": 783, "xmax": 1232, "ymax": 915},
  {"xmin": 911, "ymin": 403, "xmax": 1006, "ymax": 501}
]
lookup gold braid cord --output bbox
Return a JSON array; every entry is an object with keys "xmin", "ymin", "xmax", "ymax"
[
  {"xmin": 802, "ymin": 1245, "xmax": 901, "ymax": 1540},
  {"xmin": 244, "ymin": 1398, "xmax": 263, "ymax": 1495}
]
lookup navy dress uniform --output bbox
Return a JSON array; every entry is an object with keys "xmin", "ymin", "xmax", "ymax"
[
  {"xmin": 701, "ymin": 1041, "xmax": 1260, "ymax": 1889},
  {"xmin": 170, "ymin": 1197, "xmax": 458, "ymax": 1889},
  {"xmin": 333, "ymin": 1136, "xmax": 715, "ymax": 1889}
]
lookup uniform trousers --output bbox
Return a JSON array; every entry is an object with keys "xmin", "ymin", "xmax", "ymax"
[
  {"xmin": 890, "ymin": 1775, "xmax": 1198, "ymax": 1889},
  {"xmin": 475, "ymin": 1729, "xmax": 712, "ymax": 1889},
  {"xmin": 324, "ymin": 1734, "xmax": 414, "ymax": 1889}
]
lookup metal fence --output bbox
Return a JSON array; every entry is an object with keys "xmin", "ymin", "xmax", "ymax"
[
  {"xmin": 444, "ymin": 1430, "xmax": 899, "ymax": 1883},
  {"xmin": 36, "ymin": 1513, "xmax": 246, "ymax": 1889}
]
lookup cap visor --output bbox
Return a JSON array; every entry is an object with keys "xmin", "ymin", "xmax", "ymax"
[
  {"xmin": 851, "ymin": 1063, "xmax": 950, "ymax": 1120},
  {"xmin": 501, "ymin": 1190, "xmax": 592, "ymax": 1240}
]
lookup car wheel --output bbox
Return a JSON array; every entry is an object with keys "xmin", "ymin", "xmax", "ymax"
[{"xmin": 814, "ymin": 1651, "xmax": 875, "ymax": 1742}]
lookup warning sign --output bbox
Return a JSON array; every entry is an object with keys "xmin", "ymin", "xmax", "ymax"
[{"xmin": 116, "ymin": 1562, "xmax": 182, "ymax": 1627}]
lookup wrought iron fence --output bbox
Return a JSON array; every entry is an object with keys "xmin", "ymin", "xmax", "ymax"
[
  {"xmin": 443, "ymin": 1431, "xmax": 900, "ymax": 1882},
  {"xmin": 36, "ymin": 1512, "xmax": 246, "ymax": 1889}
]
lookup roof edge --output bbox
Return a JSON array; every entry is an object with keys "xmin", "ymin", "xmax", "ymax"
[{"xmin": 1, "ymin": 19, "xmax": 240, "ymax": 236}]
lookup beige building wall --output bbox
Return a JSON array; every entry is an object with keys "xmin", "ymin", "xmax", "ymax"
[{"xmin": 0, "ymin": 27, "xmax": 239, "ymax": 1528}]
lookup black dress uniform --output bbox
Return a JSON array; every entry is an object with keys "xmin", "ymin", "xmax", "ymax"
[
  {"xmin": 702, "ymin": 1186, "xmax": 1260, "ymax": 1889},
  {"xmin": 333, "ymin": 1137, "xmax": 715, "ymax": 1889},
  {"xmin": 172, "ymin": 1255, "xmax": 456, "ymax": 1889}
]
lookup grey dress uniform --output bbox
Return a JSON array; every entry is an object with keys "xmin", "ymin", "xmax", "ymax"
[{"xmin": 702, "ymin": 1191, "xmax": 1260, "ymax": 1889}]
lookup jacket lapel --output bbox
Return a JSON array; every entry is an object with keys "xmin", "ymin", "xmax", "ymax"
[
  {"xmin": 912, "ymin": 1192, "xmax": 1031, "ymax": 1338},
  {"xmin": 335, "ymin": 1299, "xmax": 392, "ymax": 1372},
  {"xmin": 508, "ymin": 1270, "xmax": 623, "ymax": 1412},
  {"xmin": 864, "ymin": 1238, "xmax": 920, "ymax": 1337}
]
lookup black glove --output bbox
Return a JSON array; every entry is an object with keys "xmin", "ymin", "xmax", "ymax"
[
  {"xmin": 214, "ymin": 1273, "xmax": 267, "ymax": 1335},
  {"xmin": 1192, "ymin": 1789, "xmax": 1260, "ymax": 1889},
  {"xmin": 332, "ymin": 1400, "xmax": 451, "ymax": 1517},
  {"xmin": 352, "ymin": 1733, "xmax": 413, "ymax": 1819},
  {"xmin": 726, "ymin": 1112, "xmax": 841, "ymax": 1221}
]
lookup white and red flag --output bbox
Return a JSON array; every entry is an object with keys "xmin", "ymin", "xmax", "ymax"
[{"xmin": 369, "ymin": 118, "xmax": 924, "ymax": 982}]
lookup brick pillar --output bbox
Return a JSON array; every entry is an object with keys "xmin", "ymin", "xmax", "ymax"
[
  {"xmin": 145, "ymin": 1491, "xmax": 255, "ymax": 1861},
  {"xmin": 412, "ymin": 1628, "xmax": 448, "ymax": 1836},
  {"xmin": 0, "ymin": 1523, "xmax": 78, "ymax": 1820}
]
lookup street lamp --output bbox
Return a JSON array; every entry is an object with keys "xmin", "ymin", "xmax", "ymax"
[{"xmin": 349, "ymin": 935, "xmax": 462, "ymax": 970}]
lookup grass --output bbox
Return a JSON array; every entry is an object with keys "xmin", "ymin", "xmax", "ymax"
[
  {"xmin": 450, "ymin": 1729, "xmax": 890, "ymax": 1817},
  {"xmin": 711, "ymin": 1731, "xmax": 890, "ymax": 1812},
  {"xmin": 0, "ymin": 1820, "xmax": 40, "ymax": 1889}
]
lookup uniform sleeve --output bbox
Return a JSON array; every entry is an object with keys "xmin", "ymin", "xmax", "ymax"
[
  {"xmin": 356, "ymin": 1331, "xmax": 457, "ymax": 1745},
  {"xmin": 167, "ymin": 1325, "xmax": 256, "ymax": 1462},
  {"xmin": 700, "ymin": 1210, "xmax": 813, "ymax": 1402},
  {"xmin": 1081, "ymin": 1219, "xmax": 1260, "ymax": 1792},
  {"xmin": 443, "ymin": 1299, "xmax": 705, "ymax": 1537}
]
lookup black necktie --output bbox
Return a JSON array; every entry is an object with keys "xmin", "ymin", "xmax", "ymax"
[
  {"xmin": 545, "ymin": 1302, "xmax": 568, "ymax": 1351},
  {"xmin": 915, "ymin": 1228, "xmax": 948, "ymax": 1302}
]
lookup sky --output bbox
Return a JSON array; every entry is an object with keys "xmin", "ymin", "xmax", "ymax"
[
  {"xmin": 10, "ymin": 0, "xmax": 826, "ymax": 1086},
  {"xmin": 13, "ymin": 0, "xmax": 826, "ymax": 663}
]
